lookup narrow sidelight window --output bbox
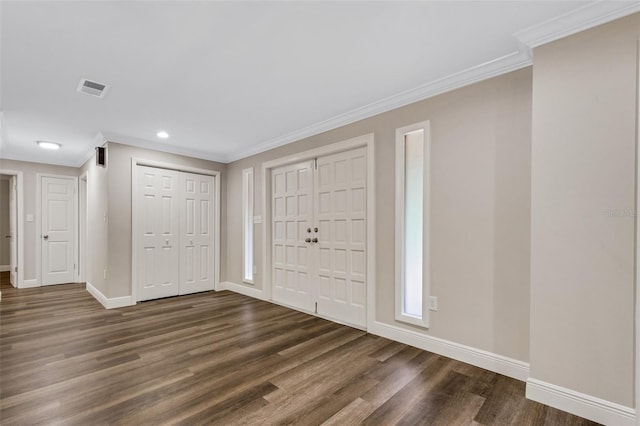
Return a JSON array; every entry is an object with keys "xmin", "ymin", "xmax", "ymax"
[
  {"xmin": 242, "ymin": 167, "xmax": 254, "ymax": 283},
  {"xmin": 395, "ymin": 121, "xmax": 430, "ymax": 327}
]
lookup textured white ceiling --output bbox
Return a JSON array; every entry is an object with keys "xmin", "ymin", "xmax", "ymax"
[{"xmin": 0, "ymin": 1, "xmax": 596, "ymax": 166}]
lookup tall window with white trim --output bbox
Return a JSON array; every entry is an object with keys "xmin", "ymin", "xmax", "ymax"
[
  {"xmin": 242, "ymin": 167, "xmax": 254, "ymax": 283},
  {"xmin": 395, "ymin": 121, "xmax": 430, "ymax": 327}
]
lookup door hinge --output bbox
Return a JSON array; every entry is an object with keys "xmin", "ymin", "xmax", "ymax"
[
  {"xmin": 74, "ymin": 263, "xmax": 76, "ymax": 270},
  {"xmin": 14, "ymin": 266, "xmax": 17, "ymax": 272},
  {"xmin": 315, "ymin": 301, "xmax": 318, "ymax": 314},
  {"xmin": 314, "ymin": 158, "xmax": 317, "ymax": 170}
]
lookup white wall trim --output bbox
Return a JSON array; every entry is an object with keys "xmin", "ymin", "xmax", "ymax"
[
  {"xmin": 635, "ymin": 37, "xmax": 640, "ymax": 426},
  {"xmin": 86, "ymin": 282, "xmax": 134, "ymax": 309},
  {"xmin": 369, "ymin": 321, "xmax": 530, "ymax": 382},
  {"xmin": 514, "ymin": 0, "xmax": 640, "ymax": 50},
  {"xmin": 219, "ymin": 281, "xmax": 266, "ymax": 300},
  {"xmin": 227, "ymin": 52, "xmax": 530, "ymax": 163},
  {"xmin": 526, "ymin": 378, "xmax": 636, "ymax": 426},
  {"xmin": 0, "ymin": 265, "xmax": 9, "ymax": 272},
  {"xmin": 20, "ymin": 279, "xmax": 39, "ymax": 288}
]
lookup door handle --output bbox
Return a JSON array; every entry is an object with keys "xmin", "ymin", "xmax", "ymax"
[
  {"xmin": 4, "ymin": 234, "xmax": 10, "ymax": 239},
  {"xmin": 311, "ymin": 238, "xmax": 318, "ymax": 243},
  {"xmin": 305, "ymin": 238, "xmax": 311, "ymax": 243},
  {"xmin": 43, "ymin": 234, "xmax": 49, "ymax": 240}
]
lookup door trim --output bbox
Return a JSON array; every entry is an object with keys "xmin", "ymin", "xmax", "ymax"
[
  {"xmin": 0, "ymin": 169, "xmax": 24, "ymax": 287},
  {"xmin": 79, "ymin": 171, "xmax": 88, "ymax": 283},
  {"xmin": 261, "ymin": 133, "xmax": 376, "ymax": 330},
  {"xmin": 36, "ymin": 173, "xmax": 78, "ymax": 286},
  {"xmin": 130, "ymin": 158, "xmax": 221, "ymax": 303}
]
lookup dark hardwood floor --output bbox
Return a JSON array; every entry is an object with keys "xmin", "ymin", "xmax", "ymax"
[{"xmin": 0, "ymin": 272, "xmax": 598, "ymax": 425}]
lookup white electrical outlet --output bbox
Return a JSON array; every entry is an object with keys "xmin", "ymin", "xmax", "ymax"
[{"xmin": 429, "ymin": 296, "xmax": 438, "ymax": 311}]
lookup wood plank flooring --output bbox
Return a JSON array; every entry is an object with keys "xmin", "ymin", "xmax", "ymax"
[{"xmin": 0, "ymin": 272, "xmax": 598, "ymax": 425}]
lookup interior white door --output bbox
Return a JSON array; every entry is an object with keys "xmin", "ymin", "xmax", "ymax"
[
  {"xmin": 272, "ymin": 161, "xmax": 314, "ymax": 311},
  {"xmin": 179, "ymin": 172, "xmax": 215, "ymax": 295},
  {"xmin": 41, "ymin": 176, "xmax": 76, "ymax": 285},
  {"xmin": 270, "ymin": 147, "xmax": 368, "ymax": 328},
  {"xmin": 136, "ymin": 166, "xmax": 180, "ymax": 301},
  {"xmin": 9, "ymin": 176, "xmax": 17, "ymax": 287},
  {"xmin": 315, "ymin": 148, "xmax": 367, "ymax": 328}
]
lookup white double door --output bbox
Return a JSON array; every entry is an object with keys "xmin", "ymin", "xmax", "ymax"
[
  {"xmin": 272, "ymin": 147, "xmax": 367, "ymax": 328},
  {"xmin": 136, "ymin": 166, "xmax": 215, "ymax": 301}
]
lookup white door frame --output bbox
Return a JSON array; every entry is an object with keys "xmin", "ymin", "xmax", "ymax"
[
  {"xmin": 131, "ymin": 158, "xmax": 221, "ymax": 303},
  {"xmin": 0, "ymin": 169, "xmax": 24, "ymax": 287},
  {"xmin": 79, "ymin": 171, "xmax": 88, "ymax": 283},
  {"xmin": 36, "ymin": 173, "xmax": 79, "ymax": 286},
  {"xmin": 261, "ymin": 133, "xmax": 376, "ymax": 330},
  {"xmin": 634, "ymin": 39, "xmax": 639, "ymax": 426}
]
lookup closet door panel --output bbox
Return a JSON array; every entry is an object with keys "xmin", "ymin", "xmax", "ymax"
[
  {"xmin": 180, "ymin": 172, "xmax": 215, "ymax": 295},
  {"xmin": 136, "ymin": 166, "xmax": 180, "ymax": 301}
]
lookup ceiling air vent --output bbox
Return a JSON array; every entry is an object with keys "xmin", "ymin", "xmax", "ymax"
[{"xmin": 76, "ymin": 78, "xmax": 109, "ymax": 98}]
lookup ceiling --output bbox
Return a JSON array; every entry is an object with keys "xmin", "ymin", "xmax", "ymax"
[{"xmin": 0, "ymin": 1, "xmax": 631, "ymax": 167}]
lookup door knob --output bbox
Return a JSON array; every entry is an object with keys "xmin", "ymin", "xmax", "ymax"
[
  {"xmin": 311, "ymin": 238, "xmax": 318, "ymax": 243},
  {"xmin": 305, "ymin": 238, "xmax": 311, "ymax": 243},
  {"xmin": 4, "ymin": 234, "xmax": 10, "ymax": 239},
  {"xmin": 314, "ymin": 227, "xmax": 318, "ymax": 233},
  {"xmin": 43, "ymin": 234, "xmax": 49, "ymax": 240},
  {"xmin": 307, "ymin": 228, "xmax": 312, "ymax": 233}
]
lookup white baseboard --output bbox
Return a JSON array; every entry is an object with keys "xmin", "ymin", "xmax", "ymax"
[
  {"xmin": 20, "ymin": 279, "xmax": 39, "ymax": 288},
  {"xmin": 526, "ymin": 378, "xmax": 636, "ymax": 425},
  {"xmin": 368, "ymin": 321, "xmax": 530, "ymax": 382},
  {"xmin": 0, "ymin": 265, "xmax": 9, "ymax": 272},
  {"xmin": 86, "ymin": 282, "xmax": 134, "ymax": 309},
  {"xmin": 219, "ymin": 281, "xmax": 266, "ymax": 300}
]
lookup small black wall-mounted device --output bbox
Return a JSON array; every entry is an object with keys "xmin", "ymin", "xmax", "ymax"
[{"xmin": 96, "ymin": 146, "xmax": 106, "ymax": 167}]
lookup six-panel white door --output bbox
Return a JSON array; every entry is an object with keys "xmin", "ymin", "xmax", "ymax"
[
  {"xmin": 271, "ymin": 147, "xmax": 367, "ymax": 328},
  {"xmin": 41, "ymin": 176, "xmax": 76, "ymax": 285},
  {"xmin": 136, "ymin": 166, "xmax": 181, "ymax": 301},
  {"xmin": 315, "ymin": 148, "xmax": 367, "ymax": 327},
  {"xmin": 179, "ymin": 172, "xmax": 215, "ymax": 295},
  {"xmin": 272, "ymin": 161, "xmax": 314, "ymax": 311}
]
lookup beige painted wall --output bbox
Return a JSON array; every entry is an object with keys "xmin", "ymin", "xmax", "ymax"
[
  {"xmin": 226, "ymin": 68, "xmax": 532, "ymax": 362},
  {"xmin": 0, "ymin": 179, "xmax": 10, "ymax": 266},
  {"xmin": 0, "ymin": 159, "xmax": 80, "ymax": 281},
  {"xmin": 530, "ymin": 14, "xmax": 639, "ymax": 407},
  {"xmin": 104, "ymin": 142, "xmax": 226, "ymax": 298}
]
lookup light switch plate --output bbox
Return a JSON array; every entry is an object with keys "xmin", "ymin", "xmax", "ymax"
[{"xmin": 26, "ymin": 214, "xmax": 34, "ymax": 222}]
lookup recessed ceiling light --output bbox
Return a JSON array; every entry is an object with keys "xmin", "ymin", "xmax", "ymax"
[
  {"xmin": 37, "ymin": 141, "xmax": 61, "ymax": 150},
  {"xmin": 156, "ymin": 130, "xmax": 169, "ymax": 139}
]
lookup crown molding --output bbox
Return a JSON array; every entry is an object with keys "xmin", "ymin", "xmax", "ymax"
[
  {"xmin": 99, "ymin": 131, "xmax": 229, "ymax": 164},
  {"xmin": 225, "ymin": 50, "xmax": 532, "ymax": 163},
  {"xmin": 514, "ymin": 0, "xmax": 640, "ymax": 49}
]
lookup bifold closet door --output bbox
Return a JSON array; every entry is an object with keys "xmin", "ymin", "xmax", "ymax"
[
  {"xmin": 272, "ymin": 161, "xmax": 314, "ymax": 311},
  {"xmin": 136, "ymin": 166, "xmax": 180, "ymax": 301},
  {"xmin": 179, "ymin": 172, "xmax": 215, "ymax": 295}
]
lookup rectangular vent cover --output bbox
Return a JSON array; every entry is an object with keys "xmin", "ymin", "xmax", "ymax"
[{"xmin": 77, "ymin": 78, "xmax": 109, "ymax": 98}]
